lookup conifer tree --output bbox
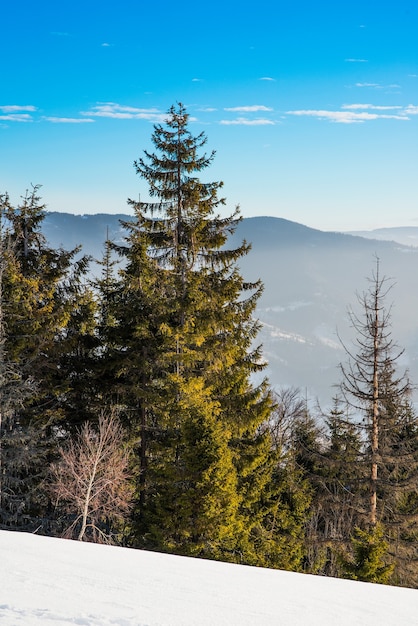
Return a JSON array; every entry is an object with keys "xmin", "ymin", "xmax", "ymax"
[
  {"xmin": 340, "ymin": 524, "xmax": 394, "ymax": 584},
  {"xmin": 0, "ymin": 187, "xmax": 95, "ymax": 530},
  {"xmin": 375, "ymin": 358, "xmax": 418, "ymax": 586},
  {"xmin": 104, "ymin": 103, "xmax": 274, "ymax": 561},
  {"xmin": 338, "ymin": 260, "xmax": 418, "ymax": 585},
  {"xmin": 0, "ymin": 195, "xmax": 48, "ymax": 530},
  {"xmin": 311, "ymin": 397, "xmax": 364, "ymax": 577},
  {"xmin": 1, "ymin": 186, "xmax": 94, "ymax": 429},
  {"xmin": 339, "ymin": 261, "xmax": 407, "ymax": 525},
  {"xmin": 287, "ymin": 401, "xmax": 327, "ymax": 573},
  {"xmin": 262, "ymin": 387, "xmax": 313, "ymax": 571}
]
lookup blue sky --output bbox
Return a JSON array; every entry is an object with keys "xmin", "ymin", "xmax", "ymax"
[{"xmin": 1, "ymin": 1, "xmax": 417, "ymax": 231}]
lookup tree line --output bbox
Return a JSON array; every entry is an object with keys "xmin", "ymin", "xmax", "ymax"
[{"xmin": 1, "ymin": 104, "xmax": 417, "ymax": 587}]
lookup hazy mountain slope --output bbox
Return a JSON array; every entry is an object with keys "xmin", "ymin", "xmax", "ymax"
[
  {"xmin": 230, "ymin": 217, "xmax": 418, "ymax": 406},
  {"xmin": 42, "ymin": 213, "xmax": 418, "ymax": 407},
  {"xmin": 347, "ymin": 226, "xmax": 418, "ymax": 248},
  {"xmin": 42, "ymin": 212, "xmax": 128, "ymax": 261}
]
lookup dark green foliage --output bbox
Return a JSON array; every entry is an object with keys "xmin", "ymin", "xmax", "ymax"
[
  {"xmin": 309, "ymin": 397, "xmax": 364, "ymax": 577},
  {"xmin": 0, "ymin": 197, "xmax": 49, "ymax": 530},
  {"xmin": 0, "ymin": 415, "xmax": 50, "ymax": 531},
  {"xmin": 0, "ymin": 187, "xmax": 96, "ymax": 532},
  {"xmin": 287, "ymin": 405, "xmax": 328, "ymax": 574},
  {"xmin": 341, "ymin": 524, "xmax": 394, "ymax": 584},
  {"xmin": 3, "ymin": 130, "xmax": 417, "ymax": 588},
  {"xmin": 1, "ymin": 186, "xmax": 95, "ymax": 429},
  {"xmin": 375, "ymin": 365, "xmax": 418, "ymax": 587},
  {"xmin": 138, "ymin": 378, "xmax": 242, "ymax": 559},
  {"xmin": 99, "ymin": 103, "xmax": 275, "ymax": 560},
  {"xmin": 262, "ymin": 388, "xmax": 315, "ymax": 571},
  {"xmin": 335, "ymin": 262, "xmax": 418, "ymax": 586},
  {"xmin": 251, "ymin": 453, "xmax": 312, "ymax": 571}
]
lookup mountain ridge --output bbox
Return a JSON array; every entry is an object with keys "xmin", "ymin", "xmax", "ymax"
[
  {"xmin": 42, "ymin": 213, "xmax": 418, "ymax": 407},
  {"xmin": 347, "ymin": 226, "xmax": 418, "ymax": 248},
  {"xmin": 43, "ymin": 212, "xmax": 416, "ymax": 255}
]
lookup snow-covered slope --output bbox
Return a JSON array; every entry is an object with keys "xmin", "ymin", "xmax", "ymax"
[{"xmin": 1, "ymin": 530, "xmax": 416, "ymax": 626}]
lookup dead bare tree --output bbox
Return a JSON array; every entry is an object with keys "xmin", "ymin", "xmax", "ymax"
[
  {"xmin": 49, "ymin": 411, "xmax": 132, "ymax": 543},
  {"xmin": 339, "ymin": 258, "xmax": 409, "ymax": 528}
]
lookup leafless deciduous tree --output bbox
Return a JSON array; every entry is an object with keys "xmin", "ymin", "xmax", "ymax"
[
  {"xmin": 268, "ymin": 387, "xmax": 308, "ymax": 452},
  {"xmin": 49, "ymin": 411, "xmax": 132, "ymax": 543}
]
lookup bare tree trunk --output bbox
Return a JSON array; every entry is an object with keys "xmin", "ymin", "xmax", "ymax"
[
  {"xmin": 77, "ymin": 433, "xmax": 104, "ymax": 541},
  {"xmin": 339, "ymin": 258, "xmax": 405, "ymax": 529},
  {"xmin": 139, "ymin": 399, "xmax": 147, "ymax": 515},
  {"xmin": 370, "ymin": 287, "xmax": 380, "ymax": 527}
]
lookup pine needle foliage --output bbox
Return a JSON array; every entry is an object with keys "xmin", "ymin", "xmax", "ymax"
[
  {"xmin": 0, "ymin": 186, "xmax": 94, "ymax": 429},
  {"xmin": 337, "ymin": 259, "xmax": 418, "ymax": 585},
  {"xmin": 102, "ymin": 103, "xmax": 275, "ymax": 561},
  {"xmin": 341, "ymin": 524, "xmax": 394, "ymax": 584}
]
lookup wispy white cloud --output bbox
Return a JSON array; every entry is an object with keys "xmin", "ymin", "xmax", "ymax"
[
  {"xmin": 405, "ymin": 104, "xmax": 418, "ymax": 115},
  {"xmin": 287, "ymin": 109, "xmax": 409, "ymax": 124},
  {"xmin": 259, "ymin": 77, "xmax": 276, "ymax": 81},
  {"xmin": 342, "ymin": 103, "xmax": 403, "ymax": 111},
  {"xmin": 45, "ymin": 117, "xmax": 95, "ymax": 124},
  {"xmin": 81, "ymin": 103, "xmax": 167, "ymax": 121},
  {"xmin": 0, "ymin": 105, "xmax": 36, "ymax": 112},
  {"xmin": 224, "ymin": 105, "xmax": 273, "ymax": 112},
  {"xmin": 355, "ymin": 82, "xmax": 401, "ymax": 90},
  {"xmin": 355, "ymin": 83, "xmax": 380, "ymax": 88},
  {"xmin": 0, "ymin": 113, "xmax": 33, "ymax": 122},
  {"xmin": 0, "ymin": 104, "xmax": 36, "ymax": 123},
  {"xmin": 101, "ymin": 42, "xmax": 113, "ymax": 47},
  {"xmin": 287, "ymin": 101, "xmax": 418, "ymax": 123},
  {"xmin": 192, "ymin": 78, "xmax": 203, "ymax": 82},
  {"xmin": 220, "ymin": 117, "xmax": 275, "ymax": 126},
  {"xmin": 345, "ymin": 58, "xmax": 368, "ymax": 63},
  {"xmin": 198, "ymin": 107, "xmax": 217, "ymax": 112}
]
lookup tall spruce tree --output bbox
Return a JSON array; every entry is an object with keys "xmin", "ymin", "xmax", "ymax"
[
  {"xmin": 338, "ymin": 260, "xmax": 418, "ymax": 585},
  {"xmin": 374, "ymin": 358, "xmax": 418, "ymax": 586},
  {"xmin": 0, "ymin": 193, "xmax": 48, "ymax": 530},
  {"xmin": 102, "ymin": 103, "xmax": 274, "ymax": 561},
  {"xmin": 1, "ymin": 186, "xmax": 94, "ymax": 429},
  {"xmin": 0, "ymin": 187, "xmax": 95, "ymax": 531},
  {"xmin": 310, "ymin": 397, "xmax": 364, "ymax": 577}
]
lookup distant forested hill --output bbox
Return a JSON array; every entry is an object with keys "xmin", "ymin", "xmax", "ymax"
[{"xmin": 43, "ymin": 213, "xmax": 418, "ymax": 407}]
